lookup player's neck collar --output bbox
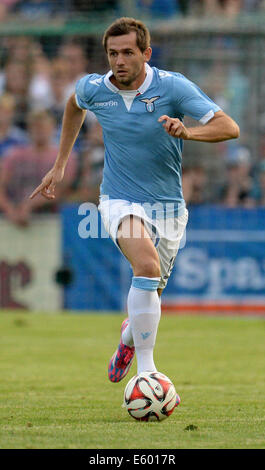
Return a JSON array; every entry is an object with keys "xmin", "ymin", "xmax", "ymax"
[{"xmin": 104, "ymin": 63, "xmax": 153, "ymax": 94}]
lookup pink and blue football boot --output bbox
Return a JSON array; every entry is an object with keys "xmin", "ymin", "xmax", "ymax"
[{"xmin": 108, "ymin": 318, "xmax": 135, "ymax": 383}]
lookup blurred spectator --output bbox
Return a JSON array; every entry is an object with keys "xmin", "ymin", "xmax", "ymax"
[
  {"xmin": 178, "ymin": 0, "xmax": 192, "ymax": 15},
  {"xmin": 249, "ymin": 161, "xmax": 265, "ymax": 206},
  {"xmin": 69, "ymin": 120, "xmax": 104, "ymax": 204},
  {"xmin": 192, "ymin": 0, "xmax": 264, "ymax": 16},
  {"xmin": 71, "ymin": 0, "xmax": 118, "ymax": 14},
  {"xmin": 46, "ymin": 58, "xmax": 70, "ymax": 126},
  {"xmin": 11, "ymin": 0, "xmax": 66, "ymax": 20},
  {"xmin": 46, "ymin": 57, "xmax": 81, "ymax": 148},
  {"xmin": 192, "ymin": 0, "xmax": 240, "ymax": 16},
  {"xmin": 58, "ymin": 39, "xmax": 89, "ymax": 102},
  {"xmin": 216, "ymin": 144, "xmax": 254, "ymax": 207},
  {"xmin": 0, "ymin": 110, "xmax": 76, "ymax": 227},
  {"xmin": 243, "ymin": 0, "xmax": 264, "ymax": 12},
  {"xmin": 0, "ymin": 93, "xmax": 28, "ymax": 160},
  {"xmin": 203, "ymin": 62, "xmax": 249, "ymax": 136},
  {"xmin": 0, "ymin": 37, "xmax": 41, "ymax": 118},
  {"xmin": 0, "ymin": 36, "xmax": 34, "ymax": 63},
  {"xmin": 213, "ymin": 0, "xmax": 241, "ymax": 17},
  {"xmin": 56, "ymin": 39, "xmax": 96, "ymax": 150},
  {"xmin": 182, "ymin": 165, "xmax": 209, "ymax": 205},
  {"xmin": 0, "ymin": 59, "xmax": 31, "ymax": 129},
  {"xmin": 0, "ymin": 36, "xmax": 54, "ymax": 116},
  {"xmin": 203, "ymin": 63, "xmax": 230, "ymax": 113},
  {"xmin": 0, "ymin": 1, "xmax": 19, "ymax": 22},
  {"xmin": 28, "ymin": 43, "xmax": 53, "ymax": 111},
  {"xmin": 226, "ymin": 65, "xmax": 249, "ymax": 135},
  {"xmin": 137, "ymin": 0, "xmax": 180, "ymax": 17}
]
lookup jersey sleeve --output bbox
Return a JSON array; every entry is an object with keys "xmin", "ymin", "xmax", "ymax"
[
  {"xmin": 75, "ymin": 76, "xmax": 89, "ymax": 109},
  {"xmin": 172, "ymin": 74, "xmax": 221, "ymax": 124},
  {"xmin": 75, "ymin": 74, "xmax": 102, "ymax": 110}
]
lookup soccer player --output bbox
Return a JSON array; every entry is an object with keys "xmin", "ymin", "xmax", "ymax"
[{"xmin": 30, "ymin": 17, "xmax": 239, "ymax": 383}]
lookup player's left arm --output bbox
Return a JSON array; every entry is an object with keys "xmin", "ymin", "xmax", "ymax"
[{"xmin": 158, "ymin": 110, "xmax": 240, "ymax": 142}]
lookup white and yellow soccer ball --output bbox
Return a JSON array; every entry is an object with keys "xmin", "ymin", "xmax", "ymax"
[{"xmin": 123, "ymin": 371, "xmax": 180, "ymax": 422}]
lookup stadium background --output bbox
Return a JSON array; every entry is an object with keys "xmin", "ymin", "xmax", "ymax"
[{"xmin": 0, "ymin": 0, "xmax": 264, "ymax": 315}]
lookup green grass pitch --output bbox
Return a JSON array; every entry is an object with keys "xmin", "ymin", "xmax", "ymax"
[{"xmin": 0, "ymin": 311, "xmax": 264, "ymax": 449}]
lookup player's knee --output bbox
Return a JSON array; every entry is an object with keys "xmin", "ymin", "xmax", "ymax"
[{"xmin": 134, "ymin": 258, "xmax": 161, "ymax": 278}]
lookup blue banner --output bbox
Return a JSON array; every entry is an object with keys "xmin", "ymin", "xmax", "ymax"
[
  {"xmin": 61, "ymin": 205, "xmax": 265, "ymax": 312},
  {"xmin": 164, "ymin": 207, "xmax": 265, "ymax": 308},
  {"xmin": 61, "ymin": 204, "xmax": 130, "ymax": 311}
]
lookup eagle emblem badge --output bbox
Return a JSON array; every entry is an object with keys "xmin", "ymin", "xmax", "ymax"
[{"xmin": 140, "ymin": 96, "xmax": 160, "ymax": 113}]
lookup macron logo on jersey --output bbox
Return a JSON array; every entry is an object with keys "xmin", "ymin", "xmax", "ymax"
[{"xmin": 94, "ymin": 100, "xmax": 118, "ymax": 108}]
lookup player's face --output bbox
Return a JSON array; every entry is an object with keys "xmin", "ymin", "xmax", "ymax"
[{"xmin": 106, "ymin": 32, "xmax": 152, "ymax": 89}]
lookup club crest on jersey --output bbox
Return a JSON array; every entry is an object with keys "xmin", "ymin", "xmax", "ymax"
[{"xmin": 140, "ymin": 96, "xmax": 160, "ymax": 113}]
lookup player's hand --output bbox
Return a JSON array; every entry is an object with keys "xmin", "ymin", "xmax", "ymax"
[
  {"xmin": 29, "ymin": 166, "xmax": 65, "ymax": 200},
  {"xmin": 158, "ymin": 115, "xmax": 191, "ymax": 140}
]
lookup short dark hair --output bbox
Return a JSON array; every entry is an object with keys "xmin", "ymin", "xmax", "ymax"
[{"xmin": 102, "ymin": 17, "xmax": 151, "ymax": 53}]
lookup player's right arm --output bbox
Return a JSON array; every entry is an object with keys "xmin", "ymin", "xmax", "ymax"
[{"xmin": 29, "ymin": 94, "xmax": 86, "ymax": 200}]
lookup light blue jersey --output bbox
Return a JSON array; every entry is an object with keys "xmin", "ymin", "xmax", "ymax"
[{"xmin": 75, "ymin": 64, "xmax": 220, "ymax": 216}]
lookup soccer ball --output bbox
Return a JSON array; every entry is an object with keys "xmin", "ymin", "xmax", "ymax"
[{"xmin": 123, "ymin": 371, "xmax": 180, "ymax": 422}]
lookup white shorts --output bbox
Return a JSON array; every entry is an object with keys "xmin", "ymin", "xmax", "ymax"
[{"xmin": 98, "ymin": 198, "xmax": 188, "ymax": 290}]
